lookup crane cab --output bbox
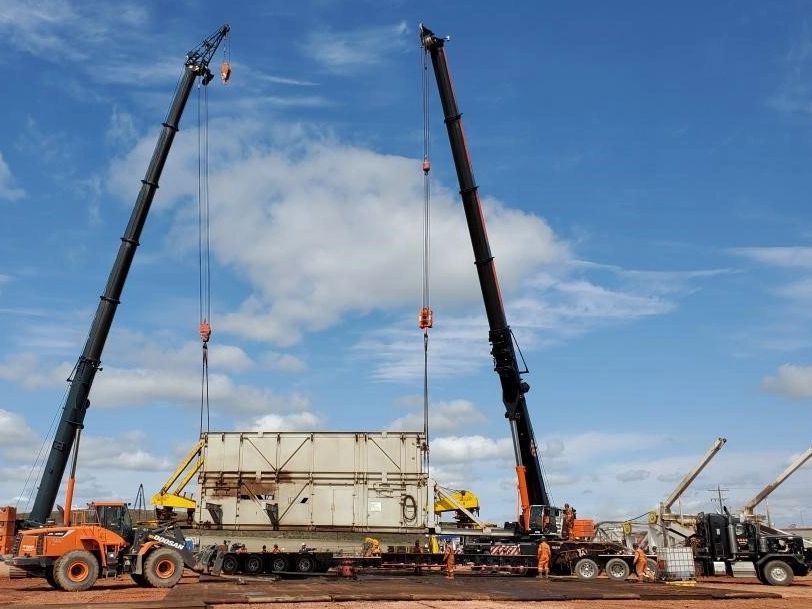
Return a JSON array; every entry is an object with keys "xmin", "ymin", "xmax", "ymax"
[{"xmin": 528, "ymin": 505, "xmax": 563, "ymax": 536}]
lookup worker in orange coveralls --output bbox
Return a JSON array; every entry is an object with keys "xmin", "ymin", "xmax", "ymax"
[
  {"xmin": 536, "ymin": 540, "xmax": 551, "ymax": 579},
  {"xmin": 443, "ymin": 543, "xmax": 456, "ymax": 579},
  {"xmin": 633, "ymin": 544, "xmax": 649, "ymax": 582},
  {"xmin": 562, "ymin": 504, "xmax": 575, "ymax": 539}
]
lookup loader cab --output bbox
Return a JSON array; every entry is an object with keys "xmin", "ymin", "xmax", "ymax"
[
  {"xmin": 88, "ymin": 502, "xmax": 134, "ymax": 543},
  {"xmin": 528, "ymin": 505, "xmax": 563, "ymax": 536}
]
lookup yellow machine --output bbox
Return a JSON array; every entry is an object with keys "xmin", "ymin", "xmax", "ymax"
[
  {"xmin": 150, "ymin": 440, "xmax": 203, "ymax": 517},
  {"xmin": 434, "ymin": 488, "xmax": 483, "ymax": 527},
  {"xmin": 361, "ymin": 537, "xmax": 381, "ymax": 556}
]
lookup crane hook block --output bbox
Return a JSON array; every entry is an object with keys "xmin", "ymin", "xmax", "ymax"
[
  {"xmin": 199, "ymin": 320, "xmax": 212, "ymax": 343},
  {"xmin": 220, "ymin": 62, "xmax": 232, "ymax": 84},
  {"xmin": 422, "ymin": 159, "xmax": 431, "ymax": 174},
  {"xmin": 418, "ymin": 307, "xmax": 433, "ymax": 329}
]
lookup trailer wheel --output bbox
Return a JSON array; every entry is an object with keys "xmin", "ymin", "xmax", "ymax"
[
  {"xmin": 762, "ymin": 560, "xmax": 794, "ymax": 586},
  {"xmin": 221, "ymin": 554, "xmax": 239, "ymax": 575},
  {"xmin": 646, "ymin": 558, "xmax": 660, "ymax": 580},
  {"xmin": 53, "ymin": 550, "xmax": 99, "ymax": 592},
  {"xmin": 244, "ymin": 554, "xmax": 263, "ymax": 574},
  {"xmin": 574, "ymin": 558, "xmax": 599, "ymax": 580},
  {"xmin": 130, "ymin": 572, "xmax": 150, "ymax": 587},
  {"xmin": 295, "ymin": 554, "xmax": 315, "ymax": 573},
  {"xmin": 270, "ymin": 556, "xmax": 288, "ymax": 572},
  {"xmin": 44, "ymin": 566, "xmax": 59, "ymax": 589},
  {"xmin": 143, "ymin": 547, "xmax": 184, "ymax": 588},
  {"xmin": 605, "ymin": 558, "xmax": 630, "ymax": 581}
]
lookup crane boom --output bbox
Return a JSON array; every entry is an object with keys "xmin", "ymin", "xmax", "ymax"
[
  {"xmin": 741, "ymin": 445, "xmax": 812, "ymax": 517},
  {"xmin": 419, "ymin": 24, "xmax": 549, "ymax": 530},
  {"xmin": 662, "ymin": 436, "xmax": 726, "ymax": 513},
  {"xmin": 28, "ymin": 24, "xmax": 230, "ymax": 525}
]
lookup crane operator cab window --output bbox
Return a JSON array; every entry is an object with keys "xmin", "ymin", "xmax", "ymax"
[
  {"xmin": 529, "ymin": 505, "xmax": 562, "ymax": 536},
  {"xmin": 95, "ymin": 503, "xmax": 134, "ymax": 542}
]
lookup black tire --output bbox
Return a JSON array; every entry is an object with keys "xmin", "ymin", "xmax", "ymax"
[
  {"xmin": 295, "ymin": 554, "xmax": 315, "ymax": 573},
  {"xmin": 646, "ymin": 558, "xmax": 660, "ymax": 580},
  {"xmin": 270, "ymin": 555, "xmax": 288, "ymax": 572},
  {"xmin": 574, "ymin": 558, "xmax": 599, "ymax": 580},
  {"xmin": 143, "ymin": 547, "xmax": 184, "ymax": 588},
  {"xmin": 605, "ymin": 558, "xmax": 630, "ymax": 581},
  {"xmin": 44, "ymin": 566, "xmax": 59, "ymax": 590},
  {"xmin": 221, "ymin": 554, "xmax": 239, "ymax": 575},
  {"xmin": 130, "ymin": 572, "xmax": 150, "ymax": 587},
  {"xmin": 244, "ymin": 554, "xmax": 263, "ymax": 574},
  {"xmin": 53, "ymin": 550, "xmax": 99, "ymax": 592},
  {"xmin": 762, "ymin": 560, "xmax": 794, "ymax": 586}
]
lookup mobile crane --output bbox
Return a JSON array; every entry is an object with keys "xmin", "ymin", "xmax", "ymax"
[
  {"xmin": 417, "ymin": 25, "xmax": 812, "ymax": 585},
  {"xmin": 4, "ymin": 24, "xmax": 230, "ymax": 592},
  {"xmin": 419, "ymin": 23, "xmax": 636, "ymax": 578},
  {"xmin": 420, "ymin": 22, "xmax": 550, "ymax": 538}
]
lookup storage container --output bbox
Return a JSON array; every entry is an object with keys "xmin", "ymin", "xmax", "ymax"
[{"xmin": 656, "ymin": 546, "xmax": 696, "ymax": 581}]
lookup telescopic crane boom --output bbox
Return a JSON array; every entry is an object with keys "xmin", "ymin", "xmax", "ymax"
[
  {"xmin": 662, "ymin": 436, "xmax": 726, "ymax": 515},
  {"xmin": 28, "ymin": 24, "xmax": 230, "ymax": 525},
  {"xmin": 420, "ymin": 24, "xmax": 548, "ymax": 532},
  {"xmin": 741, "ymin": 445, "xmax": 812, "ymax": 518}
]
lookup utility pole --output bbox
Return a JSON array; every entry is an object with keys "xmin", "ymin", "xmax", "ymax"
[{"xmin": 708, "ymin": 485, "xmax": 729, "ymax": 513}]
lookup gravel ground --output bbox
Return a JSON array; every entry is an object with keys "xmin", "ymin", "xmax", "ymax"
[{"xmin": 0, "ymin": 567, "xmax": 809, "ymax": 608}]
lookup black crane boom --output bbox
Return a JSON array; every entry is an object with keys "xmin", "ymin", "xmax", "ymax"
[
  {"xmin": 28, "ymin": 24, "xmax": 230, "ymax": 525},
  {"xmin": 419, "ymin": 24, "xmax": 550, "ymax": 527}
]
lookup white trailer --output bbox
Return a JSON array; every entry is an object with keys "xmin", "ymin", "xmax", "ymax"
[{"xmin": 197, "ymin": 431, "xmax": 433, "ymax": 533}]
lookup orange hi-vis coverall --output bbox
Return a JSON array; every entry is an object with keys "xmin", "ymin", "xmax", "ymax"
[
  {"xmin": 634, "ymin": 547, "xmax": 648, "ymax": 580},
  {"xmin": 537, "ymin": 541, "xmax": 551, "ymax": 576},
  {"xmin": 443, "ymin": 545, "xmax": 456, "ymax": 578}
]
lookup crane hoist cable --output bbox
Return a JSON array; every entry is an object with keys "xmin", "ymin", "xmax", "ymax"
[
  {"xmin": 197, "ymin": 78, "xmax": 212, "ymax": 436},
  {"xmin": 220, "ymin": 34, "xmax": 232, "ymax": 84},
  {"xmin": 418, "ymin": 44, "xmax": 433, "ymax": 473}
]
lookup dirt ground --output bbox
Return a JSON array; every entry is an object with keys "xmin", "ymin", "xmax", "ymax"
[
  {"xmin": 0, "ymin": 565, "xmax": 810, "ymax": 609},
  {"xmin": 208, "ymin": 576, "xmax": 812, "ymax": 609}
]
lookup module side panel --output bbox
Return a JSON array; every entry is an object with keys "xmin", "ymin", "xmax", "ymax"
[{"xmin": 198, "ymin": 431, "xmax": 432, "ymax": 531}]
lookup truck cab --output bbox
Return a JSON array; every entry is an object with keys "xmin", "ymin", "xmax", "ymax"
[{"xmin": 694, "ymin": 511, "xmax": 809, "ymax": 585}]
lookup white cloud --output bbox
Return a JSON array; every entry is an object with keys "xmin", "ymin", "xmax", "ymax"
[
  {"xmin": 357, "ymin": 255, "xmax": 723, "ymax": 382},
  {"xmin": 767, "ymin": 25, "xmax": 812, "ymax": 116},
  {"xmin": 0, "ymin": 151, "xmax": 25, "ymax": 201},
  {"xmin": 0, "ymin": 409, "xmax": 37, "ymax": 453},
  {"xmin": 255, "ymin": 72, "xmax": 318, "ymax": 87},
  {"xmin": 106, "ymin": 107, "xmax": 137, "ymax": 146},
  {"xmin": 106, "ymin": 124, "xmax": 567, "ymax": 347},
  {"xmin": 616, "ymin": 469, "xmax": 651, "ymax": 482},
  {"xmin": 79, "ymin": 431, "xmax": 172, "ymax": 471},
  {"xmin": 0, "ymin": 2, "xmax": 148, "ymax": 65},
  {"xmin": 88, "ymin": 365, "xmax": 310, "ymax": 415},
  {"xmin": 430, "ymin": 435, "xmax": 514, "ymax": 464},
  {"xmin": 388, "ymin": 399, "xmax": 486, "ymax": 434},
  {"xmin": 763, "ymin": 363, "xmax": 812, "ymax": 399},
  {"xmin": 0, "ymin": 333, "xmax": 309, "ymax": 416},
  {"xmin": 305, "ymin": 21, "xmax": 409, "ymax": 71},
  {"xmin": 250, "ymin": 411, "xmax": 321, "ymax": 431},
  {"xmin": 733, "ymin": 246, "xmax": 812, "ymax": 268},
  {"xmin": 261, "ymin": 351, "xmax": 307, "ymax": 372}
]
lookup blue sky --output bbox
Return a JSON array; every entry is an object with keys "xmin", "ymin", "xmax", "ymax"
[{"xmin": 1, "ymin": 1, "xmax": 812, "ymax": 527}]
